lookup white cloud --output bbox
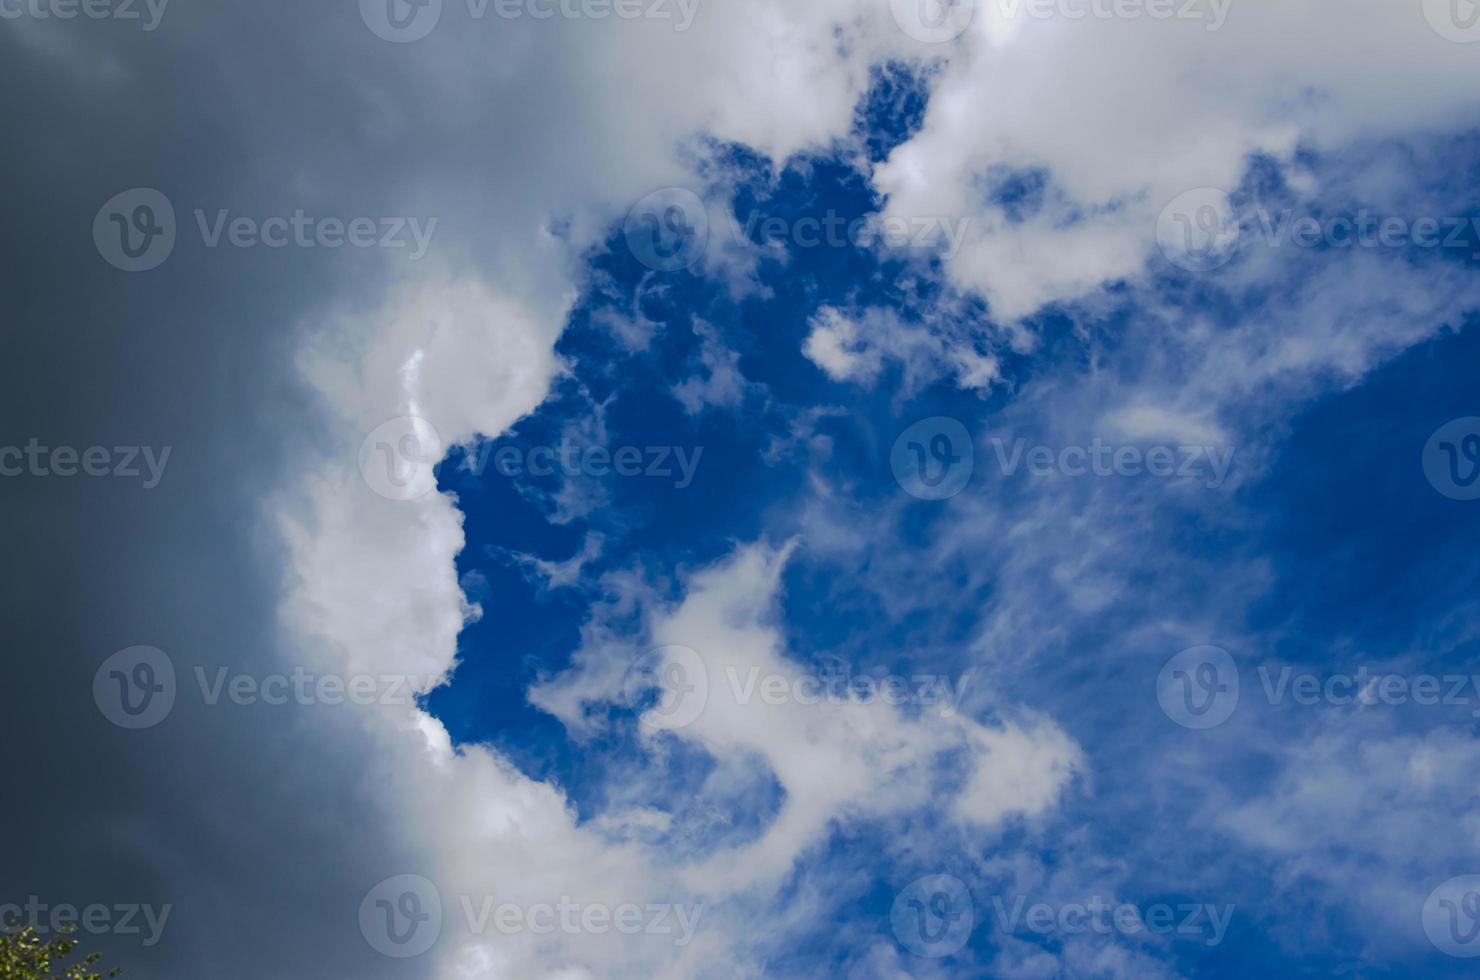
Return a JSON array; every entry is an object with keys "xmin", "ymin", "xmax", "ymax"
[
  {"xmin": 804, "ymin": 307, "xmax": 885, "ymax": 383},
  {"xmin": 875, "ymin": 1, "xmax": 1480, "ymax": 319},
  {"xmin": 536, "ymin": 541, "xmax": 1085, "ymax": 897}
]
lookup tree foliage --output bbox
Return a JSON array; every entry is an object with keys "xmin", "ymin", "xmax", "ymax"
[{"xmin": 0, "ymin": 927, "xmax": 121, "ymax": 980}]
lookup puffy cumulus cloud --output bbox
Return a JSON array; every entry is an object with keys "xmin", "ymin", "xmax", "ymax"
[
  {"xmin": 873, "ymin": 0, "xmax": 1480, "ymax": 319},
  {"xmin": 804, "ymin": 306, "xmax": 886, "ymax": 383},
  {"xmin": 276, "ymin": 271, "xmax": 709, "ymax": 976},
  {"xmin": 534, "ymin": 541, "xmax": 1086, "ymax": 897},
  {"xmin": 803, "ymin": 305, "xmax": 1003, "ymax": 394},
  {"xmin": 281, "ymin": 268, "xmax": 561, "ymax": 689}
]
